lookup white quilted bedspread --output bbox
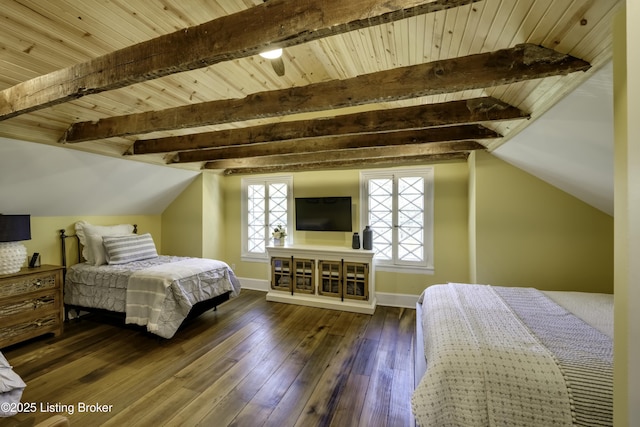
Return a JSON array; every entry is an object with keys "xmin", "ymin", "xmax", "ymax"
[
  {"xmin": 412, "ymin": 283, "xmax": 574, "ymax": 427},
  {"xmin": 65, "ymin": 256, "xmax": 241, "ymax": 339},
  {"xmin": 126, "ymin": 258, "xmax": 237, "ymax": 336}
]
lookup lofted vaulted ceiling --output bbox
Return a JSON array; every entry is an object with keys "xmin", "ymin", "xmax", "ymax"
[{"xmin": 0, "ymin": 0, "xmax": 622, "ymax": 175}]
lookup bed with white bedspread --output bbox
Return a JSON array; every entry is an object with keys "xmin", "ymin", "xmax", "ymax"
[
  {"xmin": 61, "ymin": 222, "xmax": 241, "ymax": 339},
  {"xmin": 65, "ymin": 255, "xmax": 240, "ymax": 339},
  {"xmin": 412, "ymin": 283, "xmax": 613, "ymax": 427}
]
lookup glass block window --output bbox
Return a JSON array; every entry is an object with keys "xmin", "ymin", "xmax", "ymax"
[
  {"xmin": 242, "ymin": 176, "xmax": 293, "ymax": 260},
  {"xmin": 361, "ymin": 168, "xmax": 433, "ymax": 271}
]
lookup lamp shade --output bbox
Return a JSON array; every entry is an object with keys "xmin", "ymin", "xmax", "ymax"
[{"xmin": 0, "ymin": 215, "xmax": 31, "ymax": 242}]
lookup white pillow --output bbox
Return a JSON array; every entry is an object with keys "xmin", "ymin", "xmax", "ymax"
[
  {"xmin": 102, "ymin": 233, "xmax": 158, "ymax": 265},
  {"xmin": 75, "ymin": 221, "xmax": 135, "ymax": 264},
  {"xmin": 86, "ymin": 232, "xmax": 127, "ymax": 266}
]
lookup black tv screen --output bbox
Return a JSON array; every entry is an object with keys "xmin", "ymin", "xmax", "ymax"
[{"xmin": 295, "ymin": 197, "xmax": 352, "ymax": 232}]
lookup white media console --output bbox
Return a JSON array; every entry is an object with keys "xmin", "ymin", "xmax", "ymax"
[{"xmin": 266, "ymin": 244, "xmax": 376, "ymax": 314}]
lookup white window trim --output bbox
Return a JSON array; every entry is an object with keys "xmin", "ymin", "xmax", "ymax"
[
  {"xmin": 241, "ymin": 175, "xmax": 293, "ymax": 262},
  {"xmin": 360, "ymin": 167, "xmax": 434, "ymax": 274}
]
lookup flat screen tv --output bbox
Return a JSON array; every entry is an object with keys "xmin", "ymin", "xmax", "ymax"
[{"xmin": 295, "ymin": 197, "xmax": 352, "ymax": 232}]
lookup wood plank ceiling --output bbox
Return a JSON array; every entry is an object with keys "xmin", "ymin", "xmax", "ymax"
[{"xmin": 0, "ymin": 0, "xmax": 622, "ymax": 175}]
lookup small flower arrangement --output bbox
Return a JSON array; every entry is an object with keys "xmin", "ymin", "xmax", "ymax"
[{"xmin": 272, "ymin": 224, "xmax": 287, "ymax": 239}]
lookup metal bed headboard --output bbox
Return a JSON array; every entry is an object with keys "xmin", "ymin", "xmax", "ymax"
[{"xmin": 59, "ymin": 224, "xmax": 138, "ymax": 271}]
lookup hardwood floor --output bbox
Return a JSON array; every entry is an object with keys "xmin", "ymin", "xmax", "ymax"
[{"xmin": 1, "ymin": 290, "xmax": 416, "ymax": 427}]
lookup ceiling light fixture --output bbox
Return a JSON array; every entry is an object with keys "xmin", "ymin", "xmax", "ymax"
[{"xmin": 259, "ymin": 48, "xmax": 283, "ymax": 59}]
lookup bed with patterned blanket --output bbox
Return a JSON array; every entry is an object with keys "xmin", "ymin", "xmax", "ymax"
[
  {"xmin": 65, "ymin": 256, "xmax": 240, "ymax": 339},
  {"xmin": 61, "ymin": 222, "xmax": 241, "ymax": 339},
  {"xmin": 412, "ymin": 283, "xmax": 613, "ymax": 427}
]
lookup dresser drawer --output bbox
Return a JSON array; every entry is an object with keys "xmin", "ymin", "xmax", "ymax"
[
  {"xmin": 0, "ymin": 272, "xmax": 57, "ymax": 298},
  {"xmin": 0, "ymin": 265, "xmax": 64, "ymax": 349},
  {"xmin": 0, "ymin": 292, "xmax": 57, "ymax": 318},
  {"xmin": 0, "ymin": 313, "xmax": 60, "ymax": 346}
]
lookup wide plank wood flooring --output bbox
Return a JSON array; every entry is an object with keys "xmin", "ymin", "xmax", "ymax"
[{"xmin": 1, "ymin": 290, "xmax": 416, "ymax": 427}]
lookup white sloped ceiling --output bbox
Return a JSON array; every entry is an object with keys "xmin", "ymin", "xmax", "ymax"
[
  {"xmin": 493, "ymin": 62, "xmax": 614, "ymax": 216},
  {"xmin": 0, "ymin": 137, "xmax": 199, "ymax": 216}
]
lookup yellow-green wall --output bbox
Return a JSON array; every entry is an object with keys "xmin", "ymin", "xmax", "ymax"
[
  {"xmin": 468, "ymin": 152, "xmax": 478, "ymax": 283},
  {"xmin": 202, "ymin": 172, "xmax": 225, "ymax": 261},
  {"xmin": 222, "ymin": 164, "xmax": 472, "ymax": 295},
  {"xmin": 17, "ymin": 172, "xmax": 223, "ymax": 270},
  {"xmin": 221, "ymin": 174, "xmax": 247, "ymax": 275},
  {"xmin": 28, "ymin": 153, "xmax": 612, "ymax": 298},
  {"xmin": 375, "ymin": 162, "xmax": 471, "ymax": 294},
  {"xmin": 292, "ymin": 170, "xmax": 361, "ymax": 247},
  {"xmin": 219, "ymin": 156, "xmax": 612, "ymax": 295},
  {"xmin": 222, "ymin": 170, "xmax": 365, "ymax": 280},
  {"xmin": 161, "ymin": 172, "xmax": 226, "ymax": 260},
  {"xmin": 161, "ymin": 174, "xmax": 204, "ymax": 257},
  {"xmin": 613, "ymin": 4, "xmax": 638, "ymax": 424},
  {"xmin": 24, "ymin": 215, "xmax": 162, "ymax": 267},
  {"xmin": 471, "ymin": 150, "xmax": 613, "ymax": 293}
]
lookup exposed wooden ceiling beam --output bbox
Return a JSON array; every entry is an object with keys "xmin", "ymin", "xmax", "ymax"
[
  {"xmin": 131, "ymin": 97, "xmax": 526, "ymax": 155},
  {"xmin": 203, "ymin": 140, "xmax": 484, "ymax": 170},
  {"xmin": 0, "ymin": 0, "xmax": 480, "ymax": 121},
  {"xmin": 169, "ymin": 125, "xmax": 498, "ymax": 164},
  {"xmin": 61, "ymin": 44, "xmax": 589, "ymax": 143},
  {"xmin": 222, "ymin": 152, "xmax": 470, "ymax": 175}
]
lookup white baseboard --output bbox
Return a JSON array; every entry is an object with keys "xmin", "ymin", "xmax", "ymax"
[
  {"xmin": 375, "ymin": 292, "xmax": 419, "ymax": 309},
  {"xmin": 237, "ymin": 277, "xmax": 269, "ymax": 292}
]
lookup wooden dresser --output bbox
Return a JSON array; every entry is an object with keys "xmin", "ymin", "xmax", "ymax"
[{"xmin": 0, "ymin": 265, "xmax": 64, "ymax": 349}]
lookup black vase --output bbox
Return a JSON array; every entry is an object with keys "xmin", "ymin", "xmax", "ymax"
[
  {"xmin": 352, "ymin": 232, "xmax": 360, "ymax": 249},
  {"xmin": 363, "ymin": 226, "xmax": 373, "ymax": 250}
]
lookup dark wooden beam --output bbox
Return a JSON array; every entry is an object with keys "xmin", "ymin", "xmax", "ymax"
[
  {"xmin": 0, "ymin": 0, "xmax": 480, "ymax": 120},
  {"xmin": 131, "ymin": 97, "xmax": 525, "ymax": 155},
  {"xmin": 203, "ymin": 140, "xmax": 484, "ymax": 170},
  {"xmin": 169, "ymin": 125, "xmax": 499, "ymax": 164},
  {"xmin": 222, "ymin": 152, "xmax": 470, "ymax": 175},
  {"xmin": 61, "ymin": 44, "xmax": 589, "ymax": 143}
]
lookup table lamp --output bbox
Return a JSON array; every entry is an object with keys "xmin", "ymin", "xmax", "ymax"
[{"xmin": 0, "ymin": 214, "xmax": 31, "ymax": 275}]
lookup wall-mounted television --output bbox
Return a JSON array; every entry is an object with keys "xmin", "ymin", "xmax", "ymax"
[{"xmin": 295, "ymin": 197, "xmax": 352, "ymax": 232}]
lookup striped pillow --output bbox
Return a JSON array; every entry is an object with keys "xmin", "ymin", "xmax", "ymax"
[{"xmin": 103, "ymin": 233, "xmax": 158, "ymax": 265}]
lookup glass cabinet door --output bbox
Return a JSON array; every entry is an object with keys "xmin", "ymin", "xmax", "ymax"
[
  {"xmin": 271, "ymin": 257, "xmax": 292, "ymax": 292},
  {"xmin": 343, "ymin": 262, "xmax": 368, "ymax": 300},
  {"xmin": 318, "ymin": 260, "xmax": 342, "ymax": 297},
  {"xmin": 293, "ymin": 258, "xmax": 315, "ymax": 294}
]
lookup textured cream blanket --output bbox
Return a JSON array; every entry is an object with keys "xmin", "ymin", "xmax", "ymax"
[
  {"xmin": 126, "ymin": 258, "xmax": 231, "ymax": 334},
  {"xmin": 412, "ymin": 283, "xmax": 574, "ymax": 427}
]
